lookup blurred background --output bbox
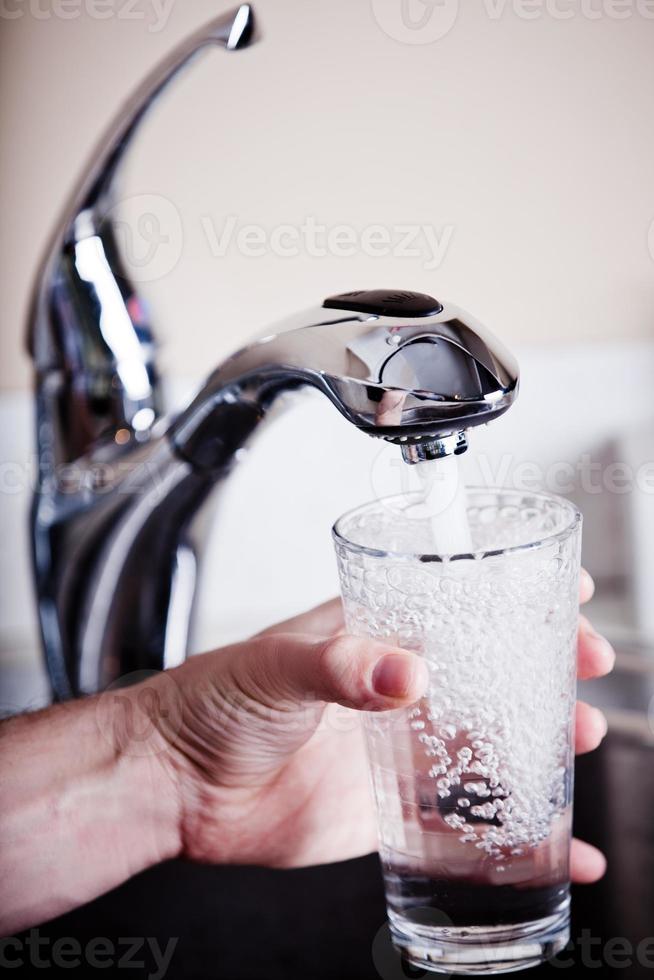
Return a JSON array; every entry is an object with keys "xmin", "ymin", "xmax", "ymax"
[{"xmin": 1, "ymin": 0, "xmax": 654, "ymax": 975}]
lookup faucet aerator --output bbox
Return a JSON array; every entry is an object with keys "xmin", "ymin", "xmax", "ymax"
[{"xmin": 398, "ymin": 431, "xmax": 469, "ymax": 465}]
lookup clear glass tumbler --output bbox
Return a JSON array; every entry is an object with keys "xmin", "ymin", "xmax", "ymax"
[{"xmin": 332, "ymin": 489, "xmax": 582, "ymax": 975}]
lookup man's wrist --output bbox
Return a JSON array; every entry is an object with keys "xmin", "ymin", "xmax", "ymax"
[
  {"xmin": 103, "ymin": 672, "xmax": 185, "ymax": 870},
  {"xmin": 0, "ymin": 679, "xmax": 184, "ymax": 935}
]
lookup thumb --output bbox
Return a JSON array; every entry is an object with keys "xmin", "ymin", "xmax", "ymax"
[{"xmin": 231, "ymin": 632, "xmax": 429, "ymax": 712}]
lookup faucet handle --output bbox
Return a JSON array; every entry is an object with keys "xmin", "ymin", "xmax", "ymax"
[
  {"xmin": 28, "ymin": 5, "xmax": 257, "ymax": 469},
  {"xmin": 323, "ymin": 289, "xmax": 443, "ymax": 318}
]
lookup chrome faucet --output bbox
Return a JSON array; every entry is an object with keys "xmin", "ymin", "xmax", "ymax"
[{"xmin": 27, "ymin": 5, "xmax": 519, "ymax": 700}]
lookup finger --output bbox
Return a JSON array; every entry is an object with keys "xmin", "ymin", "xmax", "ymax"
[
  {"xmin": 236, "ymin": 632, "xmax": 429, "ymax": 712},
  {"xmin": 577, "ymin": 616, "xmax": 616, "ymax": 680},
  {"xmin": 570, "ymin": 838, "xmax": 607, "ymax": 883},
  {"xmin": 259, "ymin": 599, "xmax": 344, "ymax": 638},
  {"xmin": 376, "ymin": 389, "xmax": 407, "ymax": 427},
  {"xmin": 575, "ymin": 700, "xmax": 608, "ymax": 754},
  {"xmin": 579, "ymin": 568, "xmax": 595, "ymax": 604}
]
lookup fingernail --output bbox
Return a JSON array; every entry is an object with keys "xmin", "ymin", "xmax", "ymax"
[
  {"xmin": 590, "ymin": 631, "xmax": 617, "ymax": 669},
  {"xmin": 580, "ymin": 619, "xmax": 616, "ymax": 664},
  {"xmin": 595, "ymin": 850, "xmax": 608, "ymax": 878},
  {"xmin": 580, "ymin": 568, "xmax": 595, "ymax": 598},
  {"xmin": 593, "ymin": 708, "xmax": 609, "ymax": 738},
  {"xmin": 372, "ymin": 653, "xmax": 421, "ymax": 699},
  {"xmin": 601, "ymin": 641, "xmax": 617, "ymax": 671}
]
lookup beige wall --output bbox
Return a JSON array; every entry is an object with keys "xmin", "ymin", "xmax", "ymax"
[{"xmin": 2, "ymin": 0, "xmax": 654, "ymax": 392}]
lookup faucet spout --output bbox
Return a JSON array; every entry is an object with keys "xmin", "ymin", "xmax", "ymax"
[{"xmin": 170, "ymin": 290, "xmax": 518, "ymax": 472}]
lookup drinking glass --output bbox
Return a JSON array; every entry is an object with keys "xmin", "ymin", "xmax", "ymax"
[{"xmin": 332, "ymin": 488, "xmax": 581, "ymax": 975}]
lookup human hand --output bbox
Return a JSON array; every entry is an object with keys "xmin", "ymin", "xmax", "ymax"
[
  {"xmin": 2, "ymin": 572, "xmax": 611, "ymax": 937},
  {"xmin": 145, "ymin": 568, "xmax": 613, "ymax": 880}
]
